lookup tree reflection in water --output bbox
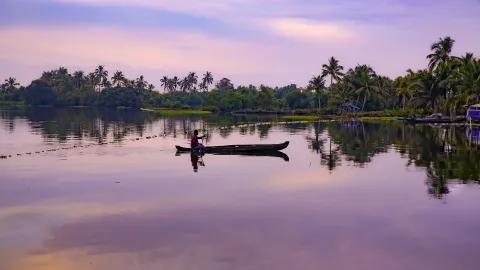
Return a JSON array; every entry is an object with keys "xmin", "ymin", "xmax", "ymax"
[
  {"xmin": 307, "ymin": 122, "xmax": 480, "ymax": 199},
  {"xmin": 1, "ymin": 107, "xmax": 479, "ymax": 199}
]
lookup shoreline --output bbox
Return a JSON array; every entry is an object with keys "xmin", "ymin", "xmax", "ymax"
[{"xmin": 2, "ymin": 104, "xmax": 478, "ymax": 125}]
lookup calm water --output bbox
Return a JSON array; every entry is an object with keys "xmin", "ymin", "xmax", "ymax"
[{"xmin": 1, "ymin": 107, "xmax": 480, "ymax": 270}]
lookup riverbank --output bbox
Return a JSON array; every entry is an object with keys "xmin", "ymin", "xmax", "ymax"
[
  {"xmin": 280, "ymin": 115, "xmax": 398, "ymax": 122},
  {"xmin": 142, "ymin": 108, "xmax": 212, "ymax": 115},
  {"xmin": 0, "ymin": 101, "xmax": 26, "ymax": 108}
]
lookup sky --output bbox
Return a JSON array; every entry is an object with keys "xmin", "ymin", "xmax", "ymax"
[{"xmin": 0, "ymin": 0, "xmax": 480, "ymax": 88}]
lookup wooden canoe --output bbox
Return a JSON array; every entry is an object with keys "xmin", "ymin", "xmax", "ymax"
[{"xmin": 175, "ymin": 141, "xmax": 289, "ymax": 153}]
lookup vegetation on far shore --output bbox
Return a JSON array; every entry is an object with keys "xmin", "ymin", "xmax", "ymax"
[{"xmin": 1, "ymin": 36, "xmax": 479, "ymax": 119}]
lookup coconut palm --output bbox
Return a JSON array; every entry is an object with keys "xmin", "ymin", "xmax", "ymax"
[
  {"xmin": 112, "ymin": 71, "xmax": 126, "ymax": 87},
  {"xmin": 459, "ymin": 52, "xmax": 474, "ymax": 65},
  {"xmin": 410, "ymin": 71, "xmax": 443, "ymax": 112},
  {"xmin": 427, "ymin": 36, "xmax": 455, "ymax": 70},
  {"xmin": 456, "ymin": 56, "xmax": 480, "ymax": 106},
  {"xmin": 41, "ymin": 71, "xmax": 54, "ymax": 82},
  {"xmin": 187, "ymin": 72, "xmax": 198, "ymax": 92},
  {"xmin": 351, "ymin": 65, "xmax": 378, "ymax": 111},
  {"xmin": 395, "ymin": 76, "xmax": 413, "ymax": 110},
  {"xmin": 168, "ymin": 76, "xmax": 179, "ymax": 92},
  {"xmin": 377, "ymin": 76, "xmax": 396, "ymax": 108},
  {"xmin": 135, "ymin": 75, "xmax": 147, "ymax": 89},
  {"xmin": 201, "ymin": 71, "xmax": 213, "ymax": 91},
  {"xmin": 4, "ymin": 77, "xmax": 20, "ymax": 90},
  {"xmin": 72, "ymin": 71, "xmax": 85, "ymax": 89},
  {"xmin": 160, "ymin": 76, "xmax": 169, "ymax": 92},
  {"xmin": 94, "ymin": 65, "xmax": 108, "ymax": 91},
  {"xmin": 102, "ymin": 79, "xmax": 112, "ymax": 89},
  {"xmin": 321, "ymin": 57, "xmax": 344, "ymax": 86},
  {"xmin": 308, "ymin": 75, "xmax": 326, "ymax": 112},
  {"xmin": 179, "ymin": 77, "xmax": 189, "ymax": 92},
  {"xmin": 147, "ymin": 84, "xmax": 155, "ymax": 91}
]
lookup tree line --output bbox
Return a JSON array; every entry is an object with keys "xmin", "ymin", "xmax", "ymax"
[{"xmin": 1, "ymin": 36, "xmax": 479, "ymax": 115}]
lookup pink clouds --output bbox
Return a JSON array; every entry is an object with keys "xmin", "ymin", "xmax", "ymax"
[
  {"xmin": 267, "ymin": 18, "xmax": 355, "ymax": 42},
  {"xmin": 1, "ymin": 0, "xmax": 480, "ymax": 87},
  {"xmin": 0, "ymin": 26, "xmax": 289, "ymax": 85}
]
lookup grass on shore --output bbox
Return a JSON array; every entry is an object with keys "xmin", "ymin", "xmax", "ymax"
[
  {"xmin": 281, "ymin": 114, "xmax": 399, "ymax": 122},
  {"xmin": 0, "ymin": 101, "xmax": 26, "ymax": 107},
  {"xmin": 358, "ymin": 116, "xmax": 397, "ymax": 121},
  {"xmin": 143, "ymin": 108, "xmax": 212, "ymax": 115},
  {"xmin": 281, "ymin": 115, "xmax": 320, "ymax": 121}
]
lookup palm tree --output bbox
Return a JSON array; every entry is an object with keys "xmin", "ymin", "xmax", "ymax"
[
  {"xmin": 395, "ymin": 76, "xmax": 412, "ymax": 110},
  {"xmin": 321, "ymin": 57, "xmax": 344, "ymax": 86},
  {"xmin": 187, "ymin": 72, "xmax": 198, "ymax": 92},
  {"xmin": 201, "ymin": 71, "xmax": 213, "ymax": 91},
  {"xmin": 94, "ymin": 65, "xmax": 108, "ymax": 91},
  {"xmin": 112, "ymin": 71, "xmax": 126, "ymax": 87},
  {"xmin": 179, "ymin": 77, "xmax": 189, "ymax": 92},
  {"xmin": 147, "ymin": 84, "xmax": 155, "ymax": 91},
  {"xmin": 102, "ymin": 79, "xmax": 112, "ymax": 89},
  {"xmin": 308, "ymin": 75, "xmax": 326, "ymax": 112},
  {"xmin": 427, "ymin": 36, "xmax": 455, "ymax": 71},
  {"xmin": 168, "ymin": 76, "xmax": 179, "ymax": 92},
  {"xmin": 410, "ymin": 71, "xmax": 443, "ymax": 112},
  {"xmin": 72, "ymin": 71, "xmax": 85, "ymax": 89},
  {"xmin": 41, "ymin": 71, "xmax": 54, "ymax": 82},
  {"xmin": 57, "ymin": 67, "xmax": 69, "ymax": 77},
  {"xmin": 459, "ymin": 52, "xmax": 474, "ymax": 65},
  {"xmin": 351, "ymin": 65, "xmax": 378, "ymax": 111},
  {"xmin": 4, "ymin": 77, "xmax": 20, "ymax": 90},
  {"xmin": 455, "ymin": 55, "xmax": 480, "ymax": 106},
  {"xmin": 160, "ymin": 76, "xmax": 169, "ymax": 92},
  {"xmin": 135, "ymin": 75, "xmax": 147, "ymax": 89}
]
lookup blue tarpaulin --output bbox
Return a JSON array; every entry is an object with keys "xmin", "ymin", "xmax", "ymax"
[{"xmin": 341, "ymin": 103, "xmax": 360, "ymax": 111}]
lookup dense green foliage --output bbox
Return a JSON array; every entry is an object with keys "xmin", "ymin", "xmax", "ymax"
[{"xmin": 1, "ymin": 36, "xmax": 479, "ymax": 115}]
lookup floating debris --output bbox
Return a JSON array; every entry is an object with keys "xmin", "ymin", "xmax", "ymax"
[{"xmin": 0, "ymin": 155, "xmax": 7, "ymax": 159}]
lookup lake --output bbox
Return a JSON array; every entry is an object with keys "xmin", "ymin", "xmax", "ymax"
[{"xmin": 1, "ymin": 107, "xmax": 480, "ymax": 270}]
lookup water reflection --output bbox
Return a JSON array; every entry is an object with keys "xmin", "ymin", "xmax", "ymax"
[
  {"xmin": 178, "ymin": 151, "xmax": 290, "ymax": 172},
  {"xmin": 1, "ymin": 107, "xmax": 479, "ymax": 199},
  {"xmin": 190, "ymin": 152, "xmax": 204, "ymax": 172},
  {"xmin": 2, "ymin": 107, "xmax": 480, "ymax": 270}
]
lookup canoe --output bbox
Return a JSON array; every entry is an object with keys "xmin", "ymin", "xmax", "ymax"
[{"xmin": 175, "ymin": 141, "xmax": 289, "ymax": 153}]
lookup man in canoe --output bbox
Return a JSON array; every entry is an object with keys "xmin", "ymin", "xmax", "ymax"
[{"xmin": 191, "ymin": 130, "xmax": 205, "ymax": 152}]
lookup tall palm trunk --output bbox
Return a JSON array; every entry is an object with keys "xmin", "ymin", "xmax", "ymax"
[
  {"xmin": 318, "ymin": 95, "xmax": 321, "ymax": 115},
  {"xmin": 362, "ymin": 94, "xmax": 367, "ymax": 111},
  {"xmin": 449, "ymin": 102, "xmax": 457, "ymax": 121}
]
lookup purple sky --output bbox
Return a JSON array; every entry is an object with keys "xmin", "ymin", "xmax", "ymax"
[{"xmin": 1, "ymin": 0, "xmax": 479, "ymax": 88}]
